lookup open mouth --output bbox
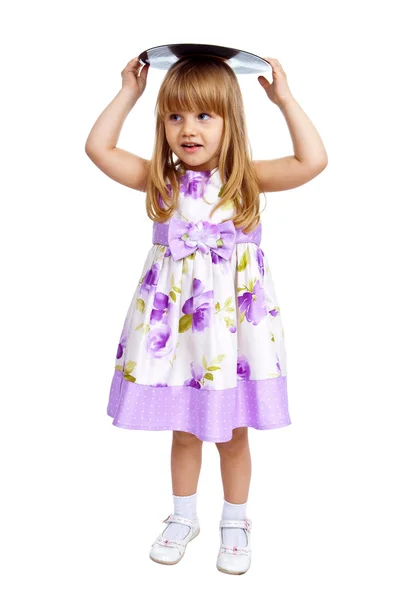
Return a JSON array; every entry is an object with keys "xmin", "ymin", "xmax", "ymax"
[{"xmin": 182, "ymin": 144, "xmax": 202, "ymax": 153}]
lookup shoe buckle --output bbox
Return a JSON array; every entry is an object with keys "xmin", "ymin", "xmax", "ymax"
[{"xmin": 162, "ymin": 513, "xmax": 172, "ymax": 523}]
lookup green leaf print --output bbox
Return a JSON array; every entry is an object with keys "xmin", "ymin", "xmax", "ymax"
[
  {"xmin": 135, "ymin": 322, "xmax": 144, "ymax": 331},
  {"xmin": 182, "ymin": 258, "xmax": 188, "ymax": 274},
  {"xmin": 215, "ymin": 297, "xmax": 236, "ymax": 330},
  {"xmin": 224, "ymin": 317, "xmax": 235, "ymax": 329},
  {"xmin": 271, "ymin": 333, "xmax": 275, "ymax": 342},
  {"xmin": 216, "ymin": 238, "xmax": 224, "ymax": 247},
  {"xmin": 207, "ymin": 366, "xmax": 220, "ymax": 371},
  {"xmin": 171, "ymin": 273, "xmax": 175, "ymax": 287},
  {"xmin": 124, "ymin": 374, "xmax": 136, "ymax": 382},
  {"xmin": 204, "ymin": 373, "xmax": 214, "ymax": 381},
  {"xmin": 218, "ymin": 184, "xmax": 225, "ymax": 197},
  {"xmin": 124, "ymin": 361, "xmax": 136, "ymax": 374},
  {"xmin": 237, "ymin": 248, "xmax": 250, "ymax": 272},
  {"xmin": 169, "ymin": 290, "xmax": 176, "ymax": 302},
  {"xmin": 202, "ymin": 355, "xmax": 208, "ymax": 370},
  {"xmin": 168, "ymin": 347, "xmax": 179, "ymax": 367},
  {"xmin": 179, "ymin": 314, "xmax": 193, "ymax": 333},
  {"xmin": 172, "ymin": 286, "xmax": 181, "ymax": 293},
  {"xmin": 211, "ymin": 354, "xmax": 226, "ymax": 364},
  {"xmin": 224, "ymin": 296, "xmax": 232, "ymax": 308},
  {"xmin": 136, "ymin": 298, "xmax": 145, "ymax": 313},
  {"xmin": 248, "ymin": 277, "xmax": 257, "ymax": 293},
  {"xmin": 187, "ymin": 253, "xmax": 195, "ymax": 260}
]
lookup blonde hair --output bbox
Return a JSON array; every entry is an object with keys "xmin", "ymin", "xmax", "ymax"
[{"xmin": 145, "ymin": 55, "xmax": 266, "ymax": 235}]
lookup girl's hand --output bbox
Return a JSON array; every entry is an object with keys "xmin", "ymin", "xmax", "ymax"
[
  {"xmin": 258, "ymin": 57, "xmax": 294, "ymax": 108},
  {"xmin": 121, "ymin": 57, "xmax": 150, "ymax": 98}
]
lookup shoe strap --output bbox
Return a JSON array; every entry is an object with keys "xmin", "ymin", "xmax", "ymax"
[
  {"xmin": 219, "ymin": 517, "xmax": 252, "ymax": 532},
  {"xmin": 218, "ymin": 543, "xmax": 251, "ymax": 556},
  {"xmin": 155, "ymin": 536, "xmax": 187, "ymax": 553},
  {"xmin": 162, "ymin": 513, "xmax": 198, "ymax": 527}
]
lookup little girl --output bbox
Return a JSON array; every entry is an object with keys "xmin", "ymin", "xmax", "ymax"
[{"xmin": 85, "ymin": 53, "xmax": 327, "ymax": 575}]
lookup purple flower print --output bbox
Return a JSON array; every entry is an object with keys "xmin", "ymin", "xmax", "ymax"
[
  {"xmin": 164, "ymin": 247, "xmax": 172, "ymax": 258},
  {"xmin": 150, "ymin": 291, "xmax": 178, "ymax": 328},
  {"xmin": 210, "ymin": 248, "xmax": 231, "ymax": 275},
  {"xmin": 256, "ymin": 247, "xmax": 265, "ymax": 277},
  {"xmin": 184, "ymin": 361, "xmax": 205, "ymax": 389},
  {"xmin": 276, "ymin": 353, "xmax": 282, "ymax": 375},
  {"xmin": 145, "ymin": 322, "xmax": 172, "ymax": 358},
  {"xmin": 269, "ymin": 308, "xmax": 280, "ymax": 317},
  {"xmin": 237, "ymin": 356, "xmax": 251, "ymax": 379},
  {"xmin": 141, "ymin": 262, "xmax": 160, "ymax": 294},
  {"xmin": 182, "ymin": 278, "xmax": 214, "ymax": 332},
  {"xmin": 116, "ymin": 334, "xmax": 127, "ymax": 359},
  {"xmin": 157, "ymin": 183, "xmax": 173, "ymax": 209},
  {"xmin": 150, "ymin": 292, "xmax": 169, "ymax": 324},
  {"xmin": 116, "ymin": 316, "xmax": 130, "ymax": 358},
  {"xmin": 146, "ymin": 292, "xmax": 177, "ymax": 358},
  {"xmin": 210, "ymin": 249, "xmax": 223, "ymax": 265},
  {"xmin": 237, "ymin": 280, "xmax": 267, "ymax": 325},
  {"xmin": 180, "ymin": 170, "xmax": 211, "ymax": 199}
]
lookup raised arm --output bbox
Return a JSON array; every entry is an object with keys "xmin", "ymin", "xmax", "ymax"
[
  {"xmin": 85, "ymin": 58, "xmax": 150, "ymax": 192},
  {"xmin": 254, "ymin": 57, "xmax": 328, "ymax": 193}
]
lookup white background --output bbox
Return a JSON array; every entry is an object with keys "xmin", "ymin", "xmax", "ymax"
[{"xmin": 1, "ymin": 0, "xmax": 399, "ymax": 597}]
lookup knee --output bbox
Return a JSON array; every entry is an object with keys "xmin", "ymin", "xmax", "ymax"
[
  {"xmin": 215, "ymin": 427, "xmax": 248, "ymax": 452},
  {"xmin": 173, "ymin": 430, "xmax": 203, "ymax": 446}
]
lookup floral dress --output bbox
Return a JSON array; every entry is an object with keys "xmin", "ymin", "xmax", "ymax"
[{"xmin": 107, "ymin": 166, "xmax": 291, "ymax": 442}]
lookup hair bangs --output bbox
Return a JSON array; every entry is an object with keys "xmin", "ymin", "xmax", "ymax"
[{"xmin": 158, "ymin": 65, "xmax": 226, "ymax": 120}]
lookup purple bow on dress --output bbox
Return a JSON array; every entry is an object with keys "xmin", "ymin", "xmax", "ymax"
[{"xmin": 167, "ymin": 218, "xmax": 236, "ymax": 261}]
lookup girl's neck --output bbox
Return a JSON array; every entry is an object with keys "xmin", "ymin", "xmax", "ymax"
[{"xmin": 177, "ymin": 162, "xmax": 219, "ymax": 175}]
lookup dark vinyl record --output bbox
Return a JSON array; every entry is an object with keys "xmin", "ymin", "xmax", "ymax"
[{"xmin": 138, "ymin": 43, "xmax": 273, "ymax": 77}]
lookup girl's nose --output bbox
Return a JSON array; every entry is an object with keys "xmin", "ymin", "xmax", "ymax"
[
  {"xmin": 181, "ymin": 119, "xmax": 198, "ymax": 135},
  {"xmin": 182, "ymin": 127, "xmax": 197, "ymax": 136}
]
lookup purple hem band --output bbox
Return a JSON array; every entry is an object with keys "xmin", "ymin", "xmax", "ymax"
[
  {"xmin": 152, "ymin": 221, "xmax": 262, "ymax": 247},
  {"xmin": 107, "ymin": 370, "xmax": 291, "ymax": 443}
]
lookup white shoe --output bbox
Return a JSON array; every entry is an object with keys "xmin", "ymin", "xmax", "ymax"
[
  {"xmin": 216, "ymin": 517, "xmax": 252, "ymax": 575},
  {"xmin": 149, "ymin": 513, "xmax": 200, "ymax": 565}
]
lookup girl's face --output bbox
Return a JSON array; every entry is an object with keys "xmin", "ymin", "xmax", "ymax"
[{"xmin": 164, "ymin": 110, "xmax": 224, "ymax": 172}]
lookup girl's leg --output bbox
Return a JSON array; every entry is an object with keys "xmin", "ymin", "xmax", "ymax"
[
  {"xmin": 215, "ymin": 427, "xmax": 252, "ymax": 547},
  {"xmin": 171, "ymin": 430, "xmax": 203, "ymax": 495},
  {"xmin": 215, "ymin": 427, "xmax": 251, "ymax": 503},
  {"xmin": 162, "ymin": 431, "xmax": 203, "ymax": 541}
]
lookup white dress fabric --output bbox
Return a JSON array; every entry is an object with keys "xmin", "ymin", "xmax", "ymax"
[{"xmin": 107, "ymin": 166, "xmax": 291, "ymax": 442}]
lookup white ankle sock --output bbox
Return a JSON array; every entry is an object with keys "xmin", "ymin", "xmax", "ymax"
[
  {"xmin": 221, "ymin": 499, "xmax": 248, "ymax": 547},
  {"xmin": 162, "ymin": 492, "xmax": 198, "ymax": 541}
]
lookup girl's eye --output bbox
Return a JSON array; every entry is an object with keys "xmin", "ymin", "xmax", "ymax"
[{"xmin": 169, "ymin": 113, "xmax": 211, "ymax": 121}]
